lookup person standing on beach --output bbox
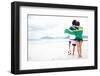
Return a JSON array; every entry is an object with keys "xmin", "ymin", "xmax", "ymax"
[
  {"xmin": 65, "ymin": 20, "xmax": 77, "ymax": 55},
  {"xmin": 74, "ymin": 21, "xmax": 83, "ymax": 57},
  {"xmin": 64, "ymin": 20, "xmax": 83, "ymax": 57}
]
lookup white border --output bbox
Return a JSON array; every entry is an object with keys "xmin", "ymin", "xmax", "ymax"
[{"xmin": 20, "ymin": 6, "xmax": 95, "ymax": 70}]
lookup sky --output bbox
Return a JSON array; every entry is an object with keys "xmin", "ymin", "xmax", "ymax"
[{"xmin": 28, "ymin": 14, "xmax": 88, "ymax": 40}]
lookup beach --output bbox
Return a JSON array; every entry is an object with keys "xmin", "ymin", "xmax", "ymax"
[{"xmin": 28, "ymin": 39, "xmax": 88, "ymax": 61}]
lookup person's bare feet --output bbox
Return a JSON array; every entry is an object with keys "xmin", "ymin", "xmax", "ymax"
[{"xmin": 78, "ymin": 55, "xmax": 82, "ymax": 58}]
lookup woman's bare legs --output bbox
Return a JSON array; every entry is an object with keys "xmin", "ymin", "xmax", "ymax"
[
  {"xmin": 79, "ymin": 41, "xmax": 83, "ymax": 57},
  {"xmin": 77, "ymin": 42, "xmax": 80, "ymax": 57}
]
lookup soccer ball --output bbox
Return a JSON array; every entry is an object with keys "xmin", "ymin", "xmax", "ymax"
[{"xmin": 68, "ymin": 50, "xmax": 71, "ymax": 55}]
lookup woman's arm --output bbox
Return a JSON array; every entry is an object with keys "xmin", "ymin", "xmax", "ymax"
[{"xmin": 72, "ymin": 27, "xmax": 83, "ymax": 32}]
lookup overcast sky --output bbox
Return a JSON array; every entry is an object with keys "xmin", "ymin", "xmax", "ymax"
[{"xmin": 28, "ymin": 15, "xmax": 88, "ymax": 39}]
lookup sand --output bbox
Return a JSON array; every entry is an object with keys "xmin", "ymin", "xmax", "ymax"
[{"xmin": 28, "ymin": 40, "xmax": 88, "ymax": 61}]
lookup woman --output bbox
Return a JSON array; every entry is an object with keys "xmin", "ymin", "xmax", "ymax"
[{"xmin": 75, "ymin": 21, "xmax": 83, "ymax": 57}]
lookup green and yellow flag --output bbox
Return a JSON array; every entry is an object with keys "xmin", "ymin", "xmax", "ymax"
[{"xmin": 64, "ymin": 26, "xmax": 83, "ymax": 40}]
